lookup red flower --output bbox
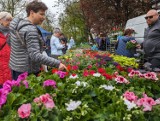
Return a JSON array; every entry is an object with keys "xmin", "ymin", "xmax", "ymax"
[
  {"xmin": 52, "ymin": 69, "xmax": 58, "ymax": 74},
  {"xmin": 98, "ymin": 68, "xmax": 106, "ymax": 74},
  {"xmin": 67, "ymin": 65, "xmax": 72, "ymax": 71},
  {"xmin": 72, "ymin": 65, "xmax": 79, "ymax": 70},
  {"xmin": 127, "ymin": 67, "xmax": 133, "ymax": 73},
  {"xmin": 116, "ymin": 65, "xmax": 124, "ymax": 71},
  {"xmin": 83, "ymin": 70, "xmax": 89, "ymax": 77},
  {"xmin": 89, "ymin": 70, "xmax": 95, "ymax": 75},
  {"xmin": 87, "ymin": 65, "xmax": 92, "ymax": 69},
  {"xmin": 65, "ymin": 72, "xmax": 69, "ymax": 76},
  {"xmin": 102, "ymin": 73, "xmax": 113, "ymax": 80},
  {"xmin": 72, "ymin": 73, "xmax": 77, "ymax": 77}
]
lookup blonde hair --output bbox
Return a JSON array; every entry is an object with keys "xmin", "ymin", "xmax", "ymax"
[{"xmin": 0, "ymin": 11, "xmax": 12, "ymax": 20}]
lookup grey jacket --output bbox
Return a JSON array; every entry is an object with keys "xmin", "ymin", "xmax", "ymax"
[
  {"xmin": 143, "ymin": 19, "xmax": 160, "ymax": 59},
  {"xmin": 9, "ymin": 18, "xmax": 60, "ymax": 73}
]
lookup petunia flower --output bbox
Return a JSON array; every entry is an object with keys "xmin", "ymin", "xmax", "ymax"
[
  {"xmin": 17, "ymin": 72, "xmax": 28, "ymax": 82},
  {"xmin": 43, "ymin": 80, "xmax": 56, "ymax": 88},
  {"xmin": 100, "ymin": 85, "xmax": 115, "ymax": 91},
  {"xmin": 18, "ymin": 103, "xmax": 31, "ymax": 119},
  {"xmin": 69, "ymin": 74, "xmax": 78, "ymax": 79},
  {"xmin": 65, "ymin": 100, "xmax": 81, "ymax": 111},
  {"xmin": 93, "ymin": 73, "xmax": 101, "ymax": 77}
]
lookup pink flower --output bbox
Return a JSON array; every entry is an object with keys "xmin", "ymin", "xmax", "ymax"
[
  {"xmin": 2, "ymin": 80, "xmax": 12, "ymax": 94},
  {"xmin": 0, "ymin": 89, "xmax": 7, "ymax": 106},
  {"xmin": 39, "ymin": 93, "xmax": 51, "ymax": 103},
  {"xmin": 17, "ymin": 72, "xmax": 28, "ymax": 82},
  {"xmin": 44, "ymin": 98, "xmax": 55, "ymax": 109},
  {"xmin": 87, "ymin": 65, "xmax": 92, "ymax": 69},
  {"xmin": 123, "ymin": 91, "xmax": 138, "ymax": 102},
  {"xmin": 139, "ymin": 73, "xmax": 145, "ymax": 78},
  {"xmin": 11, "ymin": 80, "xmax": 20, "ymax": 87},
  {"xmin": 56, "ymin": 71, "xmax": 67, "ymax": 78},
  {"xmin": 144, "ymin": 72, "xmax": 158, "ymax": 80},
  {"xmin": 131, "ymin": 40, "xmax": 137, "ymax": 44},
  {"xmin": 22, "ymin": 80, "xmax": 29, "ymax": 88},
  {"xmin": 76, "ymin": 62, "xmax": 81, "ymax": 65},
  {"xmin": 39, "ymin": 93, "xmax": 55, "ymax": 109},
  {"xmin": 136, "ymin": 94, "xmax": 156, "ymax": 111},
  {"xmin": 136, "ymin": 98, "xmax": 145, "ymax": 106},
  {"xmin": 115, "ymin": 76, "xmax": 129, "ymax": 84},
  {"xmin": 128, "ymin": 70, "xmax": 141, "ymax": 77},
  {"xmin": 18, "ymin": 103, "xmax": 31, "ymax": 119},
  {"xmin": 72, "ymin": 65, "xmax": 79, "ymax": 70},
  {"xmin": 33, "ymin": 97, "xmax": 41, "ymax": 106},
  {"xmin": 34, "ymin": 97, "xmax": 40, "ymax": 103},
  {"xmin": 43, "ymin": 80, "xmax": 56, "ymax": 88}
]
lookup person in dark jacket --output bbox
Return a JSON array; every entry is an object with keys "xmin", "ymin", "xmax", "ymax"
[
  {"xmin": 0, "ymin": 12, "xmax": 12, "ymax": 86},
  {"xmin": 115, "ymin": 29, "xmax": 136, "ymax": 57},
  {"xmin": 98, "ymin": 33, "xmax": 106, "ymax": 51},
  {"xmin": 60, "ymin": 37, "xmax": 68, "ymax": 54},
  {"xmin": 9, "ymin": 1, "xmax": 67, "ymax": 80},
  {"xmin": 143, "ymin": 9, "xmax": 160, "ymax": 69}
]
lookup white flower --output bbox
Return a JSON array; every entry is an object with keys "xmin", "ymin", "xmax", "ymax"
[
  {"xmin": 100, "ymin": 85, "xmax": 115, "ymax": 91},
  {"xmin": 82, "ymin": 82, "xmax": 87, "ymax": 87},
  {"xmin": 123, "ymin": 98, "xmax": 136, "ymax": 111},
  {"xmin": 75, "ymin": 81, "xmax": 81, "ymax": 86},
  {"xmin": 65, "ymin": 100, "xmax": 81, "ymax": 111},
  {"xmin": 93, "ymin": 73, "xmax": 101, "ymax": 77},
  {"xmin": 155, "ymin": 98, "xmax": 160, "ymax": 105},
  {"xmin": 75, "ymin": 81, "xmax": 88, "ymax": 87},
  {"xmin": 69, "ymin": 74, "xmax": 78, "ymax": 79}
]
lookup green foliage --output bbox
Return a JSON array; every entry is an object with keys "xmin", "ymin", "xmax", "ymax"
[{"xmin": 59, "ymin": 1, "xmax": 87, "ymax": 44}]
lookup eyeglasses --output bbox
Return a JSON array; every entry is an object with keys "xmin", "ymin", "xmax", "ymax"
[{"xmin": 145, "ymin": 16, "xmax": 154, "ymax": 20}]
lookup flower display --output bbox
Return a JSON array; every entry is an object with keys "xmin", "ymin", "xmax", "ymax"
[{"xmin": 0, "ymin": 50, "xmax": 160, "ymax": 120}]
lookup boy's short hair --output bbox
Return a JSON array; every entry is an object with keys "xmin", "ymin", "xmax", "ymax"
[{"xmin": 26, "ymin": 1, "xmax": 48, "ymax": 17}]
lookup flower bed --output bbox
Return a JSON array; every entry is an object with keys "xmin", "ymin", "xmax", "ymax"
[{"xmin": 0, "ymin": 50, "xmax": 160, "ymax": 121}]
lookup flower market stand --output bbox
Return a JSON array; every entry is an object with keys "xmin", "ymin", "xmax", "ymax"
[{"xmin": 0, "ymin": 49, "xmax": 160, "ymax": 121}]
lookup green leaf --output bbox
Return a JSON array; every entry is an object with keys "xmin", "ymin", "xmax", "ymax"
[{"xmin": 7, "ymin": 93, "xmax": 16, "ymax": 106}]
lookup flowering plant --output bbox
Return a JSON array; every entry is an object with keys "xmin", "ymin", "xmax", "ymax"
[
  {"xmin": 0, "ymin": 50, "xmax": 160, "ymax": 120},
  {"xmin": 126, "ymin": 40, "xmax": 138, "ymax": 50}
]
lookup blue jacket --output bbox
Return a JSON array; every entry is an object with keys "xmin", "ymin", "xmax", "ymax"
[
  {"xmin": 50, "ymin": 35, "xmax": 65, "ymax": 55},
  {"xmin": 115, "ymin": 36, "xmax": 135, "ymax": 57}
]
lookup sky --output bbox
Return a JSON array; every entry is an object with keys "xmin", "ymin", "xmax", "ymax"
[{"xmin": 41, "ymin": 0, "xmax": 64, "ymax": 22}]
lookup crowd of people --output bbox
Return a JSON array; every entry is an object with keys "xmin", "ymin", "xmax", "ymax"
[
  {"xmin": 91, "ymin": 33, "xmax": 110, "ymax": 51},
  {"xmin": 91, "ymin": 9, "xmax": 160, "ymax": 71},
  {"xmin": 0, "ymin": 0, "xmax": 160, "ymax": 87}
]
